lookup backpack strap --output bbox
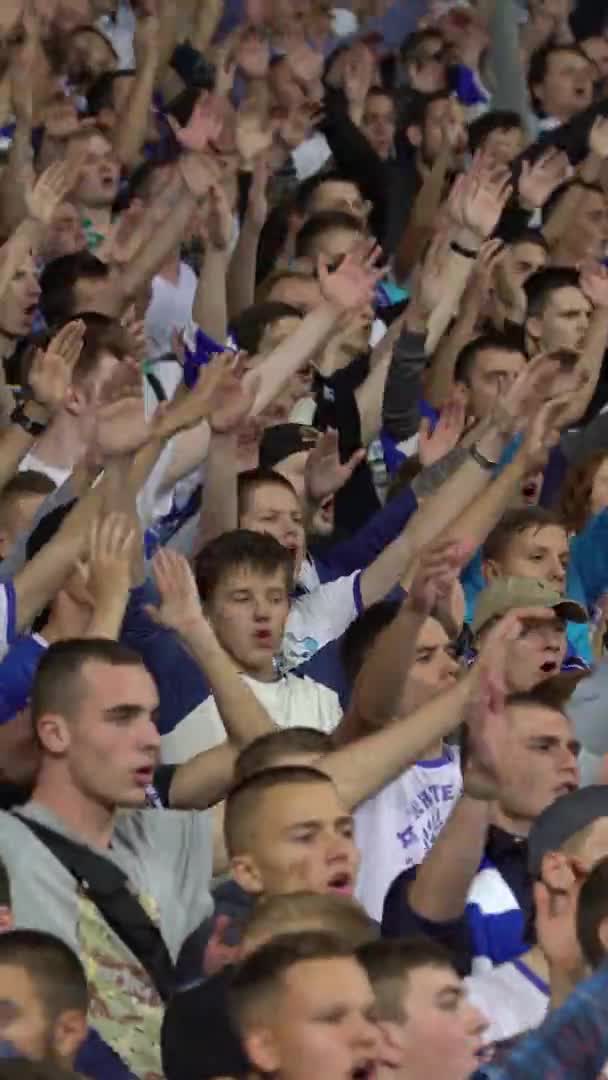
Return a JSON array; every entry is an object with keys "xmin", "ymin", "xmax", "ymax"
[{"xmin": 14, "ymin": 814, "xmax": 176, "ymax": 1002}]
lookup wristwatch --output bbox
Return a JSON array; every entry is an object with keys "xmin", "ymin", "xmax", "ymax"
[{"xmin": 10, "ymin": 399, "xmax": 48, "ymax": 437}]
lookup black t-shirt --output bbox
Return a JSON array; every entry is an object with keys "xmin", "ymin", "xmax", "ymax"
[{"xmin": 161, "ymin": 967, "xmax": 250, "ymax": 1080}]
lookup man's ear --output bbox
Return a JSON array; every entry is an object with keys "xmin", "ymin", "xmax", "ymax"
[
  {"xmin": 231, "ymin": 854, "xmax": 265, "ymax": 896},
  {"xmin": 406, "ymin": 123, "xmax": 423, "ymax": 148},
  {"xmin": 244, "ymin": 1027, "xmax": 281, "ymax": 1074},
  {"xmin": 481, "ymin": 558, "xmax": 500, "ymax": 584},
  {"xmin": 36, "ymin": 713, "xmax": 71, "ymax": 756},
  {"xmin": 53, "ymin": 1009, "xmax": 88, "ymax": 1063},
  {"xmin": 597, "ymin": 914, "xmax": 608, "ymax": 959}
]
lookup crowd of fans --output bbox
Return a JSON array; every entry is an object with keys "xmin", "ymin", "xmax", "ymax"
[{"xmin": 1, "ymin": 0, "xmax": 608, "ymax": 1077}]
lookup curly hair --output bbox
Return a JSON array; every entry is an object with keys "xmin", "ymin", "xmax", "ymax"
[{"xmin": 560, "ymin": 451, "xmax": 608, "ymax": 533}]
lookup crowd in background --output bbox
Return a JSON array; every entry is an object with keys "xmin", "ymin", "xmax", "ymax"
[{"xmin": 2, "ymin": 0, "xmax": 608, "ymax": 1078}]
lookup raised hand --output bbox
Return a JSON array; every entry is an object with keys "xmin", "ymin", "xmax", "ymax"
[
  {"xmin": 318, "ymin": 245, "xmax": 385, "ymax": 312},
  {"xmin": 209, "ymin": 357, "xmax": 259, "ymax": 434},
  {"xmin": 235, "ymin": 105, "xmax": 274, "ymax": 168},
  {"xmin": 86, "ymin": 512, "xmax": 137, "ymax": 610},
  {"xmin": 304, "ymin": 428, "xmax": 366, "ymax": 502},
  {"xmin": 490, "ymin": 352, "xmax": 561, "ymax": 437},
  {"xmin": 202, "ymin": 914, "xmax": 242, "ymax": 976},
  {"xmin": 518, "ymin": 148, "xmax": 572, "ymax": 211},
  {"xmin": 26, "ymin": 160, "xmax": 76, "ymax": 227},
  {"xmin": 109, "ymin": 201, "xmax": 148, "ymax": 265},
  {"xmin": 146, "ymin": 548, "xmax": 206, "ymax": 633},
  {"xmin": 418, "ymin": 395, "xmax": 466, "ymax": 468},
  {"xmin": 581, "ymin": 261, "xmax": 608, "ymax": 310},
  {"xmin": 235, "ymin": 28, "xmax": 271, "ymax": 79},
  {"xmin": 533, "ymin": 871, "xmax": 587, "ymax": 986},
  {"xmin": 155, "ymin": 351, "xmax": 235, "ymax": 438},
  {"xmin": 408, "ymin": 538, "xmax": 471, "ymax": 616},
  {"xmin": 201, "ymin": 183, "xmax": 234, "ymax": 251},
  {"xmin": 461, "ymin": 164, "xmax": 513, "ymax": 241},
  {"xmin": 410, "ymin": 229, "xmax": 452, "ymax": 319},
  {"xmin": 29, "ymin": 320, "xmax": 85, "ymax": 414},
  {"xmin": 92, "ymin": 360, "xmax": 149, "ymax": 458},
  {"xmin": 169, "ymin": 94, "xmax": 224, "ymax": 153}
]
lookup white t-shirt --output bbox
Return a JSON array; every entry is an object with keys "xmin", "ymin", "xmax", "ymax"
[
  {"xmin": 283, "ymin": 571, "xmax": 362, "ymax": 669},
  {"xmin": 145, "ymin": 263, "xmax": 199, "ymax": 363},
  {"xmin": 355, "ymin": 746, "xmax": 462, "ymax": 921},
  {"xmin": 161, "ymin": 670, "xmax": 343, "ymax": 763},
  {"xmin": 465, "ymin": 956, "xmax": 549, "ymax": 1044}
]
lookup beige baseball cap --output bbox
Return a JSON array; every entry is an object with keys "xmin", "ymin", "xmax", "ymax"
[{"xmin": 471, "ymin": 577, "xmax": 588, "ymax": 636}]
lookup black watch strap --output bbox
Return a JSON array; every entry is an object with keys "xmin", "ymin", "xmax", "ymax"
[{"xmin": 10, "ymin": 401, "xmax": 48, "ymax": 437}]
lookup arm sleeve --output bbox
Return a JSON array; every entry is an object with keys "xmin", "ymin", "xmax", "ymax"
[
  {"xmin": 382, "ymin": 329, "xmax": 428, "ymax": 442},
  {"xmin": 381, "ymin": 866, "xmax": 474, "ymax": 976},
  {"xmin": 75, "ymin": 1028, "xmax": 138, "ymax": 1080},
  {"xmin": 315, "ymin": 484, "xmax": 418, "ymax": 581},
  {"xmin": 0, "ymin": 636, "xmax": 46, "ymax": 723},
  {"xmin": 121, "ymin": 584, "xmax": 210, "ymax": 736}
]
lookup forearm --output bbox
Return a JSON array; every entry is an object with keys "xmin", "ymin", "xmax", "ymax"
[
  {"xmin": 14, "ymin": 482, "xmax": 105, "ymax": 632},
  {"xmin": 247, "ymin": 301, "xmax": 338, "ymax": 416},
  {"xmin": 407, "ymin": 424, "xmax": 511, "ymax": 551},
  {"xmin": 543, "ymin": 184, "xmax": 587, "ymax": 249},
  {"xmin": 167, "ymin": 743, "xmax": 237, "ymax": 810},
  {"xmin": 326, "ymin": 678, "xmax": 472, "ymax": 810},
  {"xmin": 349, "ymin": 604, "xmax": 426, "ymax": 731},
  {"xmin": 112, "ymin": 57, "xmax": 158, "ymax": 169},
  {"xmin": 121, "ymin": 182, "xmax": 197, "ymax": 301},
  {"xmin": 85, "ymin": 589, "xmax": 130, "ymax": 640},
  {"xmin": 426, "ymin": 250, "xmax": 477, "ymax": 355},
  {"xmin": 382, "ymin": 312, "xmax": 428, "ymax": 442},
  {"xmin": 196, "ymin": 431, "xmax": 238, "ymax": 549},
  {"xmin": 193, "ymin": 249, "xmax": 228, "ymax": 343},
  {"xmin": 226, "ymin": 218, "xmax": 261, "ymax": 321},
  {"xmin": 394, "ymin": 150, "xmax": 450, "ymax": 282},
  {"xmin": 0, "ymin": 218, "xmax": 41, "ymax": 301},
  {"xmin": 424, "ymin": 302, "xmax": 480, "ymax": 409},
  {"xmin": 191, "ymin": 0, "xmax": 222, "ymax": 52},
  {"xmin": 360, "ymin": 427, "xmax": 508, "ymax": 606},
  {"xmin": 560, "ymin": 308, "xmax": 608, "ymax": 426},
  {"xmin": 408, "ymin": 794, "xmax": 491, "ymax": 920},
  {"xmin": 442, "ymin": 453, "xmax": 527, "ymax": 551},
  {"xmin": 177, "ymin": 618, "xmax": 276, "ymax": 747}
]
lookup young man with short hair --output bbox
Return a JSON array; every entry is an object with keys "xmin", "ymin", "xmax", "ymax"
[
  {"xmin": 0, "ymin": 629, "xmax": 275, "ymax": 1078},
  {"xmin": 359, "ymin": 938, "xmax": 487, "ymax": 1080},
  {"xmin": 228, "ymin": 931, "xmax": 379, "ymax": 1080},
  {"xmin": 0, "ymin": 931, "xmax": 88, "ymax": 1068},
  {"xmin": 382, "ymin": 687, "xmax": 580, "ymax": 974}
]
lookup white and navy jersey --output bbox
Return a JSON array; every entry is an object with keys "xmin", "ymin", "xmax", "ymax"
[
  {"xmin": 355, "ymin": 746, "xmax": 462, "ymax": 921},
  {"xmin": 466, "ymin": 956, "xmax": 549, "ymax": 1044},
  {"xmin": 0, "ymin": 581, "xmax": 17, "ymax": 661}
]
